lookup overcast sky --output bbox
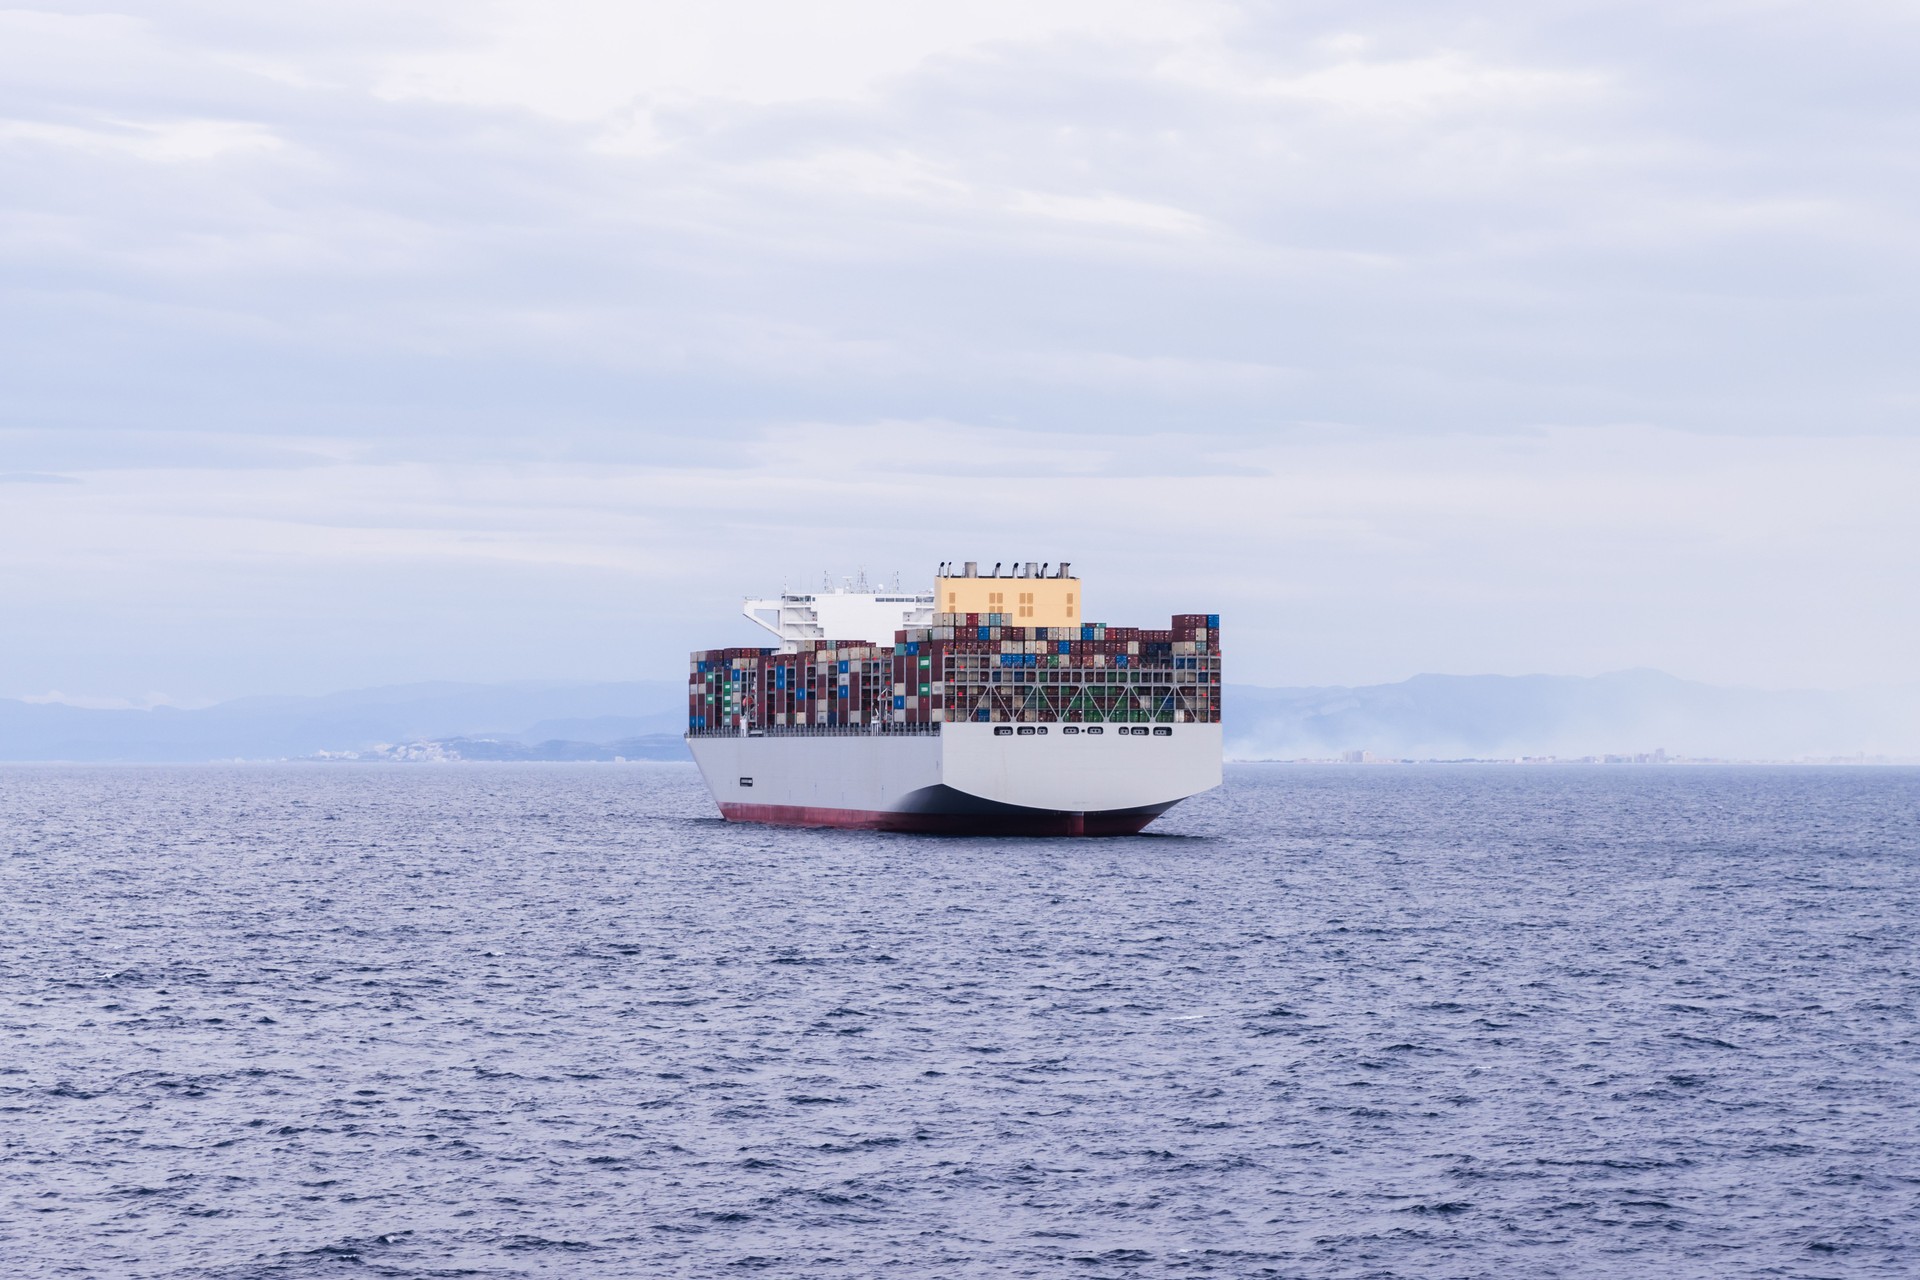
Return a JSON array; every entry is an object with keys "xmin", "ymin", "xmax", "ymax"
[{"xmin": 3, "ymin": 0, "xmax": 1917, "ymax": 704}]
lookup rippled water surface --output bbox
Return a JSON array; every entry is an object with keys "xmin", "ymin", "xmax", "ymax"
[{"xmin": 3, "ymin": 764, "xmax": 1917, "ymax": 1278}]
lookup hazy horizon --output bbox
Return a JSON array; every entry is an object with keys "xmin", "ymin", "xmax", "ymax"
[
  {"xmin": 10, "ymin": 663, "xmax": 1920, "ymax": 715},
  {"xmin": 7, "ymin": 668, "xmax": 1918, "ymax": 764},
  {"xmin": 5, "ymin": 3, "xmax": 1918, "ymax": 704}
]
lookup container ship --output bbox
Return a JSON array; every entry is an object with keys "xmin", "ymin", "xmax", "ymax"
[{"xmin": 685, "ymin": 562, "xmax": 1221, "ymax": 835}]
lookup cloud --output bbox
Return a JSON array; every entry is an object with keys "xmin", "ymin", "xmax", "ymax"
[
  {"xmin": 8, "ymin": 1, "xmax": 1916, "ymax": 447},
  {"xmin": 1166, "ymin": 45, "xmax": 1609, "ymax": 116},
  {"xmin": 375, "ymin": 0, "xmax": 1222, "ymax": 117},
  {"xmin": 0, "ymin": 116, "xmax": 283, "ymax": 161},
  {"xmin": 0, "ymin": 1, "xmax": 1916, "ymax": 698}
]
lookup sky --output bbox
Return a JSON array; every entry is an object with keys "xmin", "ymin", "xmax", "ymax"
[{"xmin": 2, "ymin": 0, "xmax": 1917, "ymax": 705}]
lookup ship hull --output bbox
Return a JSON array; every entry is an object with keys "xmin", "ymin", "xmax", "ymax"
[
  {"xmin": 717, "ymin": 796, "xmax": 1174, "ymax": 836},
  {"xmin": 687, "ymin": 723, "xmax": 1221, "ymax": 837}
]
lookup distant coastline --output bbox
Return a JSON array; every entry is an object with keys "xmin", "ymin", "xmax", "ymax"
[{"xmin": 4, "ymin": 670, "xmax": 1916, "ymax": 764}]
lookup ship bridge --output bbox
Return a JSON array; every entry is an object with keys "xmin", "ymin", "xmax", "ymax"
[{"xmin": 743, "ymin": 572, "xmax": 934, "ymax": 649}]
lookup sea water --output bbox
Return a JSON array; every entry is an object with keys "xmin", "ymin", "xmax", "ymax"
[{"xmin": 2, "ymin": 764, "xmax": 1916, "ymax": 1278}]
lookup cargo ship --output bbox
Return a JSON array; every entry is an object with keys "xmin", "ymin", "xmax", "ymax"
[{"xmin": 685, "ymin": 562, "xmax": 1222, "ymax": 835}]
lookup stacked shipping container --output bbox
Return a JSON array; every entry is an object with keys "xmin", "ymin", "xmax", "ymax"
[{"xmin": 689, "ymin": 613, "xmax": 1220, "ymax": 736}]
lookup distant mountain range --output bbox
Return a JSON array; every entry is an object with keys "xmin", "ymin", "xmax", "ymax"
[{"xmin": 1, "ymin": 671, "xmax": 1914, "ymax": 763}]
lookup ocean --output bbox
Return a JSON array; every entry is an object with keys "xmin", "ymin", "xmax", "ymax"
[{"xmin": 2, "ymin": 763, "xmax": 1915, "ymax": 1278}]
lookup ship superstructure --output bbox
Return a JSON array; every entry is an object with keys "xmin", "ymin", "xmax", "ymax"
[
  {"xmin": 686, "ymin": 561, "xmax": 1222, "ymax": 835},
  {"xmin": 741, "ymin": 571, "xmax": 934, "ymax": 649}
]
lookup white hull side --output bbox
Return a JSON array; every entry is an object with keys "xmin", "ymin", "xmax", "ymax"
[
  {"xmin": 938, "ymin": 723, "xmax": 1222, "ymax": 813},
  {"xmin": 687, "ymin": 732, "xmax": 943, "ymax": 814},
  {"xmin": 685, "ymin": 724, "xmax": 1221, "ymax": 834}
]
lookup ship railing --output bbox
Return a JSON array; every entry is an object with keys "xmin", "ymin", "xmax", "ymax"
[
  {"xmin": 685, "ymin": 722, "xmax": 944, "ymax": 738},
  {"xmin": 685, "ymin": 714, "xmax": 1228, "ymax": 739}
]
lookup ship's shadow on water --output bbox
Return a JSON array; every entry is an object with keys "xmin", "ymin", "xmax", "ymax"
[{"xmin": 2, "ymin": 761, "xmax": 1917, "ymax": 1280}]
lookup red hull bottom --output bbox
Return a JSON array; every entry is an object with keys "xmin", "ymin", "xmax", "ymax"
[{"xmin": 718, "ymin": 802, "xmax": 1162, "ymax": 837}]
